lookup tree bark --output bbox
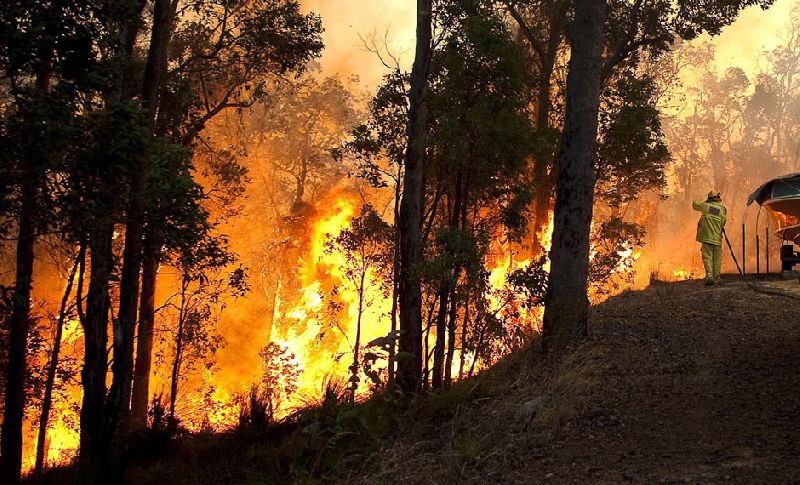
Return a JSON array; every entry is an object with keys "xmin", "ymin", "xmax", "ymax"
[
  {"xmin": 443, "ymin": 279, "xmax": 461, "ymax": 386},
  {"xmin": 397, "ymin": 0, "xmax": 433, "ymax": 395},
  {"xmin": 433, "ymin": 172, "xmax": 464, "ymax": 389},
  {"xmin": 387, "ymin": 164, "xmax": 403, "ymax": 388},
  {"xmin": 0, "ymin": 180, "xmax": 38, "ymax": 484},
  {"xmin": 34, "ymin": 243, "xmax": 84, "ymax": 474},
  {"xmin": 141, "ymin": 0, "xmax": 175, "ymax": 116},
  {"xmin": 456, "ymin": 290, "xmax": 470, "ymax": 381},
  {"xmin": 0, "ymin": 51, "xmax": 54, "ymax": 482},
  {"xmin": 168, "ymin": 277, "xmax": 189, "ymax": 427},
  {"xmin": 541, "ymin": 0, "xmax": 607, "ymax": 349},
  {"xmin": 78, "ymin": 222, "xmax": 113, "ymax": 481},
  {"xmin": 514, "ymin": 5, "xmax": 566, "ymax": 259},
  {"xmin": 431, "ymin": 283, "xmax": 449, "ymax": 389},
  {"xmin": 101, "ymin": 0, "xmax": 176, "ymax": 476},
  {"xmin": 444, "ymin": 175, "xmax": 468, "ymax": 386},
  {"xmin": 130, "ymin": 228, "xmax": 163, "ymax": 429},
  {"xmin": 350, "ymin": 270, "xmax": 366, "ymax": 402},
  {"xmin": 101, "ymin": 161, "xmax": 145, "ymax": 482}
]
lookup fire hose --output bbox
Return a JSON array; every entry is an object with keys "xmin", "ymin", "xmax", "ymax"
[{"xmin": 722, "ymin": 228, "xmax": 743, "ymax": 276}]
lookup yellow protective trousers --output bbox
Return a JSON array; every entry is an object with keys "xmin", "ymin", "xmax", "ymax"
[{"xmin": 701, "ymin": 243, "xmax": 722, "ymax": 281}]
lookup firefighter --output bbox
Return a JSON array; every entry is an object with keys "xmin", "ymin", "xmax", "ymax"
[{"xmin": 692, "ymin": 191, "xmax": 727, "ymax": 285}]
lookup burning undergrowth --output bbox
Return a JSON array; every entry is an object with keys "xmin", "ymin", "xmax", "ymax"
[{"xmin": 13, "ymin": 182, "xmax": 651, "ymax": 473}]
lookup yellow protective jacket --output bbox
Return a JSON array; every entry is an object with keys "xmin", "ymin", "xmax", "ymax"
[{"xmin": 692, "ymin": 200, "xmax": 727, "ymax": 246}]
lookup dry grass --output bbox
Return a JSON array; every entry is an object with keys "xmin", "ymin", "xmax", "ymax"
[
  {"xmin": 346, "ymin": 279, "xmax": 800, "ymax": 484},
  {"xmin": 529, "ymin": 348, "xmax": 601, "ymax": 431},
  {"xmin": 342, "ymin": 336, "xmax": 607, "ymax": 484}
]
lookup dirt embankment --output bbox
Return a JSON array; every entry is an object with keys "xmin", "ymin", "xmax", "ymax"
[{"xmin": 349, "ymin": 279, "xmax": 800, "ymax": 484}]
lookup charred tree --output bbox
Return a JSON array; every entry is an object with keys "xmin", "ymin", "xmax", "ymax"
[{"xmin": 541, "ymin": 0, "xmax": 607, "ymax": 348}]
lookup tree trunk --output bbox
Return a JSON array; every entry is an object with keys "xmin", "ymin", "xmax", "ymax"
[
  {"xmin": 130, "ymin": 228, "xmax": 163, "ymax": 429},
  {"xmin": 387, "ymin": 165, "xmax": 403, "ymax": 388},
  {"xmin": 431, "ymin": 283, "xmax": 449, "ymax": 389},
  {"xmin": 530, "ymin": 67, "xmax": 557, "ymax": 258},
  {"xmin": 468, "ymin": 319, "xmax": 485, "ymax": 378},
  {"xmin": 101, "ymin": 0, "xmax": 176, "ymax": 475},
  {"xmin": 541, "ymin": 0, "xmax": 606, "ymax": 349},
  {"xmin": 443, "ymin": 285, "xmax": 458, "ymax": 386},
  {"xmin": 423, "ymin": 321, "xmax": 431, "ymax": 390},
  {"xmin": 433, "ymin": 173, "xmax": 464, "ymax": 389},
  {"xmin": 350, "ymin": 271, "xmax": 366, "ymax": 402},
  {"xmin": 76, "ymin": 237, "xmax": 87, "ymax": 326},
  {"xmin": 101, "ymin": 169, "xmax": 145, "ymax": 482},
  {"xmin": 168, "ymin": 278, "xmax": 189, "ymax": 427},
  {"xmin": 444, "ymin": 175, "xmax": 467, "ymax": 386},
  {"xmin": 0, "ymin": 180, "xmax": 38, "ymax": 484},
  {"xmin": 397, "ymin": 0, "xmax": 433, "ymax": 395},
  {"xmin": 34, "ymin": 243, "xmax": 84, "ymax": 474},
  {"xmin": 0, "ymin": 49, "xmax": 53, "ymax": 484},
  {"xmin": 526, "ymin": 8, "xmax": 565, "ymax": 259},
  {"xmin": 457, "ymin": 290, "xmax": 470, "ymax": 381},
  {"xmin": 141, "ymin": 0, "xmax": 175, "ymax": 116},
  {"xmin": 78, "ymin": 222, "xmax": 113, "ymax": 481}
]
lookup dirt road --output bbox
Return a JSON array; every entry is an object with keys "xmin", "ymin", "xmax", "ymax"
[{"xmin": 356, "ymin": 280, "xmax": 800, "ymax": 484}]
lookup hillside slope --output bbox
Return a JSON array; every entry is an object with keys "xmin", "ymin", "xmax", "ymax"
[{"xmin": 346, "ymin": 279, "xmax": 800, "ymax": 484}]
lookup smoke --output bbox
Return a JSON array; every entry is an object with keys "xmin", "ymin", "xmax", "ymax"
[
  {"xmin": 713, "ymin": 0, "xmax": 794, "ymax": 75},
  {"xmin": 643, "ymin": 0, "xmax": 798, "ymax": 281},
  {"xmin": 302, "ymin": 0, "xmax": 416, "ymax": 88}
]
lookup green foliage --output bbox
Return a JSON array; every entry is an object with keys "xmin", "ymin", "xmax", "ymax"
[
  {"xmin": 589, "ymin": 218, "xmax": 646, "ymax": 297},
  {"xmin": 507, "ymin": 257, "xmax": 549, "ymax": 309},
  {"xmin": 429, "ymin": 0, "xmax": 534, "ymax": 201},
  {"xmin": 0, "ymin": 0, "xmax": 110, "ymax": 90},
  {"xmin": 161, "ymin": 0, "xmax": 324, "ymax": 142},
  {"xmin": 605, "ymin": 0, "xmax": 774, "ymax": 67},
  {"xmin": 295, "ymin": 395, "xmax": 399, "ymax": 477},
  {"xmin": 335, "ymin": 71, "xmax": 408, "ymax": 189},
  {"xmin": 0, "ymin": 89, "xmax": 81, "ymax": 239},
  {"xmin": 422, "ymin": 228, "xmax": 482, "ymax": 285},
  {"xmin": 71, "ymin": 101, "xmax": 151, "ymax": 229},
  {"xmin": 597, "ymin": 70, "xmax": 671, "ymax": 206},
  {"xmin": 673, "ymin": 0, "xmax": 774, "ymax": 39}
]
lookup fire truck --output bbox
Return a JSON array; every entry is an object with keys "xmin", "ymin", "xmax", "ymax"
[{"xmin": 748, "ymin": 173, "xmax": 800, "ymax": 272}]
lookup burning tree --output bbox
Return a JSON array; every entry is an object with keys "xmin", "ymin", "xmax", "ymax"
[
  {"xmin": 157, "ymin": 260, "xmax": 247, "ymax": 429},
  {"xmin": 340, "ymin": 0, "xmax": 538, "ymax": 390},
  {"xmin": 0, "ymin": 0, "xmax": 323, "ymax": 480},
  {"xmin": 325, "ymin": 205, "xmax": 392, "ymax": 401}
]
